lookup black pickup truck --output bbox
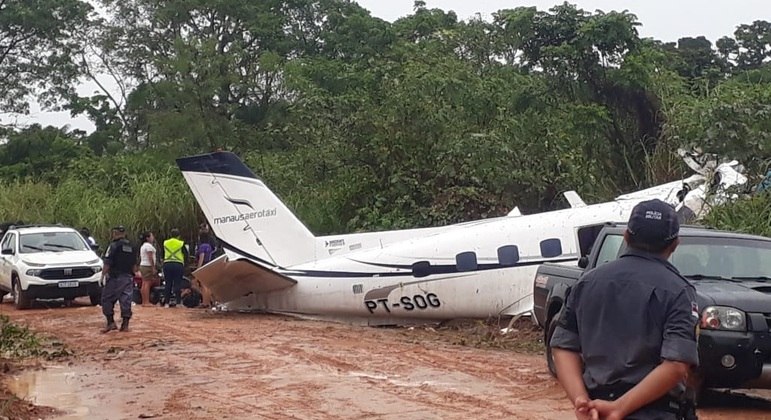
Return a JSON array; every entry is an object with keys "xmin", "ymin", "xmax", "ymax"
[{"xmin": 532, "ymin": 223, "xmax": 771, "ymax": 393}]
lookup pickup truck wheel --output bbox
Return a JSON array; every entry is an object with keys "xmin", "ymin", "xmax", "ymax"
[
  {"xmin": 545, "ymin": 313, "xmax": 561, "ymax": 378},
  {"xmin": 12, "ymin": 277, "xmax": 32, "ymax": 310}
]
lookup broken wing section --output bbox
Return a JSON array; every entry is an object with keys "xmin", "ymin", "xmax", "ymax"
[{"xmin": 193, "ymin": 254, "xmax": 296, "ymax": 303}]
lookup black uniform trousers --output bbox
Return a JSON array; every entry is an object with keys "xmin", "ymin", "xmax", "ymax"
[{"xmin": 101, "ymin": 273, "xmax": 133, "ymax": 319}]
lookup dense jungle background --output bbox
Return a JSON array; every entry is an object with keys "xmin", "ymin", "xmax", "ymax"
[{"xmin": 0, "ymin": 0, "xmax": 770, "ymax": 245}]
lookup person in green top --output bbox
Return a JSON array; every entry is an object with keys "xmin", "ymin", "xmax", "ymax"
[{"xmin": 162, "ymin": 228, "xmax": 188, "ymax": 307}]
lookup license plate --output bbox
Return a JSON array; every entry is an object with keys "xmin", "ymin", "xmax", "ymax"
[{"xmin": 58, "ymin": 281, "xmax": 79, "ymax": 288}]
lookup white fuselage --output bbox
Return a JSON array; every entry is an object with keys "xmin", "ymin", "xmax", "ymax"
[{"xmin": 220, "ymin": 198, "xmax": 640, "ymax": 324}]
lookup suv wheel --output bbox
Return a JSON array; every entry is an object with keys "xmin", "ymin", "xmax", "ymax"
[{"xmin": 12, "ymin": 277, "xmax": 32, "ymax": 310}]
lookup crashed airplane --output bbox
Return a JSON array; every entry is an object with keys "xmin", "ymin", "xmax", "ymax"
[{"xmin": 176, "ymin": 150, "xmax": 747, "ymax": 325}]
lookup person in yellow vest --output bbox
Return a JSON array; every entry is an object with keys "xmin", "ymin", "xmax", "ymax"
[{"xmin": 162, "ymin": 228, "xmax": 188, "ymax": 307}]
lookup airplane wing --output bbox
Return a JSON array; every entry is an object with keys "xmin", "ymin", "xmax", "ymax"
[{"xmin": 192, "ymin": 254, "xmax": 297, "ymax": 302}]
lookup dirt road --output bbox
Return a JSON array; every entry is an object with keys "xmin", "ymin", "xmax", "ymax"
[{"xmin": 1, "ymin": 300, "xmax": 770, "ymax": 420}]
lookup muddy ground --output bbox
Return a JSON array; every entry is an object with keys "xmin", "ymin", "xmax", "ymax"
[{"xmin": 1, "ymin": 299, "xmax": 770, "ymax": 420}]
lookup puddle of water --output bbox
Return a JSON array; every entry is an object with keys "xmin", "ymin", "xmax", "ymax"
[
  {"xmin": 5, "ymin": 365, "xmax": 94, "ymax": 419},
  {"xmin": 3, "ymin": 365, "xmax": 149, "ymax": 420}
]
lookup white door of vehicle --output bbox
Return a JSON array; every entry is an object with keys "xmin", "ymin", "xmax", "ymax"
[{"xmin": 0, "ymin": 233, "xmax": 16, "ymax": 291}]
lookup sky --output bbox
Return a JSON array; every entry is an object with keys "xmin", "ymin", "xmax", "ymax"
[{"xmin": 8, "ymin": 0, "xmax": 771, "ymax": 134}]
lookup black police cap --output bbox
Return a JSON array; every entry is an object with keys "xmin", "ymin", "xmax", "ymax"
[{"xmin": 627, "ymin": 199, "xmax": 679, "ymax": 245}]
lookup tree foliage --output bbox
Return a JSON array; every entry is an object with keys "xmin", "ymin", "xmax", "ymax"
[
  {"xmin": 0, "ymin": 1, "xmax": 770, "ymax": 239},
  {"xmin": 0, "ymin": 0, "xmax": 92, "ymax": 114}
]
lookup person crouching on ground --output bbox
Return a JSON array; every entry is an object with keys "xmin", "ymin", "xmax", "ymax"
[
  {"xmin": 101, "ymin": 226, "xmax": 139, "ymax": 333},
  {"xmin": 162, "ymin": 228, "xmax": 188, "ymax": 307},
  {"xmin": 139, "ymin": 231, "xmax": 159, "ymax": 307}
]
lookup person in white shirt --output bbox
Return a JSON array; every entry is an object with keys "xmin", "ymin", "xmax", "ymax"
[{"xmin": 138, "ymin": 231, "xmax": 159, "ymax": 306}]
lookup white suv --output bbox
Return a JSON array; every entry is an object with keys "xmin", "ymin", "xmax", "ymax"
[{"xmin": 0, "ymin": 225, "xmax": 104, "ymax": 309}]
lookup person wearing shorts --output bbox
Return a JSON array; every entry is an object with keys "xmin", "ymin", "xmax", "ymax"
[{"xmin": 139, "ymin": 231, "xmax": 159, "ymax": 306}]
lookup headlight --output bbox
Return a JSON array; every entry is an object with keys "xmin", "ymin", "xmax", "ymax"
[
  {"xmin": 701, "ymin": 306, "xmax": 746, "ymax": 331},
  {"xmin": 26, "ymin": 269, "xmax": 43, "ymax": 277},
  {"xmin": 91, "ymin": 266, "xmax": 102, "ymax": 274},
  {"xmin": 85, "ymin": 258, "xmax": 101, "ymax": 265},
  {"xmin": 22, "ymin": 261, "xmax": 45, "ymax": 267}
]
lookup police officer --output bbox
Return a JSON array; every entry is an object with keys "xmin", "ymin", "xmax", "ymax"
[
  {"xmin": 162, "ymin": 228, "xmax": 188, "ymax": 307},
  {"xmin": 550, "ymin": 199, "xmax": 699, "ymax": 420},
  {"xmin": 101, "ymin": 226, "xmax": 138, "ymax": 333}
]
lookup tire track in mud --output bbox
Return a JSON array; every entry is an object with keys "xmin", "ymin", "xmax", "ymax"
[
  {"xmin": 4, "ymin": 302, "xmax": 771, "ymax": 419},
  {"xmin": 273, "ymin": 333, "xmax": 562, "ymax": 418}
]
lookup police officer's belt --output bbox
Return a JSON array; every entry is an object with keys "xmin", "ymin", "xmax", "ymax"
[{"xmin": 588, "ymin": 383, "xmax": 684, "ymax": 415}]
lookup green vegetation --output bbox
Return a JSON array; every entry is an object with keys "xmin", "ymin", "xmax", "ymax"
[
  {"xmin": 0, "ymin": 0, "xmax": 769, "ymax": 241},
  {"xmin": 704, "ymin": 192, "xmax": 771, "ymax": 237},
  {"xmin": 0, "ymin": 315, "xmax": 69, "ymax": 359}
]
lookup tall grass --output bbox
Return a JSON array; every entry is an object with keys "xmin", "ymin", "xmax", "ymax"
[
  {"xmin": 0, "ymin": 169, "xmax": 200, "ymax": 247},
  {"xmin": 703, "ymin": 192, "xmax": 771, "ymax": 237}
]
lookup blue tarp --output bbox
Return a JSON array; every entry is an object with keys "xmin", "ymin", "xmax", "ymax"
[{"xmin": 758, "ymin": 170, "xmax": 771, "ymax": 193}]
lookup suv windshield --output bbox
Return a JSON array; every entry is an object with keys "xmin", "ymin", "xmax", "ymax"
[
  {"xmin": 670, "ymin": 236, "xmax": 771, "ymax": 281},
  {"xmin": 19, "ymin": 231, "xmax": 89, "ymax": 253}
]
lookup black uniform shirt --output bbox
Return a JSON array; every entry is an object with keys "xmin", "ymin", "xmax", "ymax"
[
  {"xmin": 104, "ymin": 238, "xmax": 137, "ymax": 276},
  {"xmin": 550, "ymin": 248, "xmax": 699, "ymax": 391}
]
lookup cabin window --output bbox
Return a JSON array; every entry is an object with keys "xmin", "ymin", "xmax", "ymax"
[
  {"xmin": 412, "ymin": 261, "xmax": 431, "ymax": 278},
  {"xmin": 456, "ymin": 252, "xmax": 478, "ymax": 272},
  {"xmin": 540, "ymin": 238, "xmax": 563, "ymax": 258},
  {"xmin": 497, "ymin": 245, "xmax": 520, "ymax": 266}
]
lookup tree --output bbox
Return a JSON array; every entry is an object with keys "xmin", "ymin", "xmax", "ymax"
[
  {"xmin": 717, "ymin": 20, "xmax": 771, "ymax": 71},
  {"xmin": 492, "ymin": 3, "xmax": 666, "ymax": 189},
  {"xmin": 0, "ymin": 0, "xmax": 93, "ymax": 114},
  {"xmin": 663, "ymin": 36, "xmax": 728, "ymax": 83},
  {"xmin": 0, "ymin": 124, "xmax": 91, "ymax": 182}
]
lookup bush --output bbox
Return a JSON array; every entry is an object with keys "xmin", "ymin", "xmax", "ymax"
[{"xmin": 702, "ymin": 192, "xmax": 771, "ymax": 237}]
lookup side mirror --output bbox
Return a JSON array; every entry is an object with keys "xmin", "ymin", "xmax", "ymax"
[
  {"xmin": 578, "ymin": 256, "xmax": 588, "ymax": 269},
  {"xmin": 1, "ymin": 248, "xmax": 13, "ymax": 255},
  {"xmin": 90, "ymin": 243, "xmax": 100, "ymax": 252}
]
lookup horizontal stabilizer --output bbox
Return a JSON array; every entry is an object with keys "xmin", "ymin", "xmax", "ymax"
[
  {"xmin": 192, "ymin": 254, "xmax": 296, "ymax": 302},
  {"xmin": 563, "ymin": 191, "xmax": 586, "ymax": 208}
]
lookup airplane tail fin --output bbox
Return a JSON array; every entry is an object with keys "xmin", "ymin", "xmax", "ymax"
[{"xmin": 176, "ymin": 152, "xmax": 316, "ymax": 268}]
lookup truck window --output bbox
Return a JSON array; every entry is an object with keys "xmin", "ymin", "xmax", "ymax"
[
  {"xmin": 0, "ymin": 233, "xmax": 12, "ymax": 252},
  {"xmin": 672, "ymin": 237, "xmax": 771, "ymax": 279},
  {"xmin": 577, "ymin": 224, "xmax": 607, "ymax": 257},
  {"xmin": 670, "ymin": 245, "xmax": 709, "ymax": 276},
  {"xmin": 596, "ymin": 234, "xmax": 624, "ymax": 266}
]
